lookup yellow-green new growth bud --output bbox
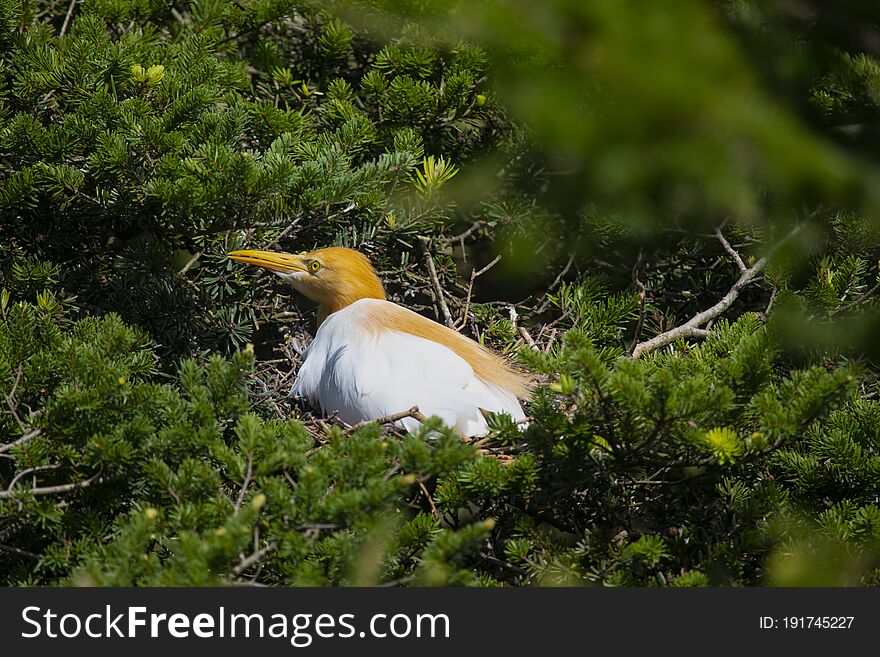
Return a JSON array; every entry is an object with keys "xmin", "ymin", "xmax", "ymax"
[
  {"xmin": 131, "ymin": 64, "xmax": 165, "ymax": 85},
  {"xmin": 550, "ymin": 374, "xmax": 576, "ymax": 395},
  {"xmin": 251, "ymin": 492, "xmax": 267, "ymax": 510},
  {"xmin": 145, "ymin": 64, "xmax": 165, "ymax": 84}
]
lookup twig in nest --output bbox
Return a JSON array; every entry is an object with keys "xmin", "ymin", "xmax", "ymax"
[
  {"xmin": 344, "ymin": 406, "xmax": 428, "ymax": 435},
  {"xmin": 420, "ymin": 240, "xmax": 454, "ymax": 327},
  {"xmin": 518, "ymin": 325, "xmax": 538, "ymax": 349}
]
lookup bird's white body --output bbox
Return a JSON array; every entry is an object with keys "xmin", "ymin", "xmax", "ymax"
[{"xmin": 291, "ymin": 298, "xmax": 526, "ymax": 436}]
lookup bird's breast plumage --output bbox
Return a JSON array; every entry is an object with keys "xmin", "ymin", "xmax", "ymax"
[{"xmin": 290, "ymin": 298, "xmax": 526, "ymax": 436}]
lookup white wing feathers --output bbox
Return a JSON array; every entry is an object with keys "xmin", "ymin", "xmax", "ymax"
[{"xmin": 290, "ymin": 299, "xmax": 525, "ymax": 436}]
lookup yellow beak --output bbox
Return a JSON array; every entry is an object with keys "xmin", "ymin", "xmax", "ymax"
[{"xmin": 227, "ymin": 249, "xmax": 306, "ymax": 274}]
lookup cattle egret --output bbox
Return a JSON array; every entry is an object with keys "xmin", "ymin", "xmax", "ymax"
[{"xmin": 228, "ymin": 247, "xmax": 530, "ymax": 435}]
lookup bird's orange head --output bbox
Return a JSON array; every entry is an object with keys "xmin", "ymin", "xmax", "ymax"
[{"xmin": 227, "ymin": 247, "xmax": 386, "ymax": 324}]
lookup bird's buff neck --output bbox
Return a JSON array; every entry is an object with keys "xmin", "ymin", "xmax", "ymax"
[
  {"xmin": 295, "ymin": 270, "xmax": 385, "ymax": 327},
  {"xmin": 315, "ymin": 287, "xmax": 385, "ymax": 326}
]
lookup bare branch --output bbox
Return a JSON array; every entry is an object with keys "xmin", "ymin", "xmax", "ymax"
[
  {"xmin": 6, "ymin": 464, "xmax": 63, "ymax": 492},
  {"xmin": 632, "ymin": 224, "xmax": 803, "ymax": 358},
  {"xmin": 442, "ymin": 221, "xmax": 484, "ymax": 245},
  {"xmin": 535, "ymin": 253, "xmax": 576, "ymax": 315},
  {"xmin": 0, "ymin": 429, "xmax": 41, "ymax": 455},
  {"xmin": 230, "ymin": 541, "xmax": 277, "ymax": 577},
  {"xmin": 3, "ymin": 365, "xmax": 26, "ymax": 433},
  {"xmin": 763, "ymin": 287, "xmax": 779, "ymax": 319},
  {"xmin": 420, "ymin": 240, "xmax": 454, "ymax": 327},
  {"xmin": 454, "ymin": 255, "xmax": 502, "ymax": 331},
  {"xmin": 472, "ymin": 254, "xmax": 503, "ymax": 279},
  {"xmin": 0, "ymin": 471, "xmax": 103, "ymax": 499},
  {"xmin": 0, "ymin": 543, "xmax": 39, "ymax": 560},
  {"xmin": 418, "ymin": 481, "xmax": 441, "ymax": 521},
  {"xmin": 344, "ymin": 406, "xmax": 428, "ymax": 434},
  {"xmin": 715, "ymin": 228, "xmax": 747, "ymax": 274},
  {"xmin": 836, "ymin": 280, "xmax": 880, "ymax": 315},
  {"xmin": 627, "ymin": 251, "xmax": 647, "ymax": 356},
  {"xmin": 518, "ymin": 325, "xmax": 538, "ymax": 349},
  {"xmin": 234, "ymin": 454, "xmax": 254, "ymax": 511},
  {"xmin": 177, "ymin": 251, "xmax": 202, "ymax": 276},
  {"xmin": 60, "ymin": 0, "xmax": 77, "ymax": 36}
]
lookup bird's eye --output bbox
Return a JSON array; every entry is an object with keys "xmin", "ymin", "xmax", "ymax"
[{"xmin": 308, "ymin": 260, "xmax": 322, "ymax": 273}]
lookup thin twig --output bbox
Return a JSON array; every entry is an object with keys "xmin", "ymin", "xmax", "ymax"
[
  {"xmin": 627, "ymin": 251, "xmax": 647, "ymax": 356},
  {"xmin": 715, "ymin": 228, "xmax": 747, "ymax": 274},
  {"xmin": 419, "ymin": 481, "xmax": 441, "ymax": 521},
  {"xmin": 234, "ymin": 454, "xmax": 254, "ymax": 511},
  {"xmin": 230, "ymin": 541, "xmax": 277, "ymax": 576},
  {"xmin": 344, "ymin": 406, "xmax": 429, "ymax": 434},
  {"xmin": 0, "ymin": 544, "xmax": 39, "ymax": 559},
  {"xmin": 836, "ymin": 280, "xmax": 880, "ymax": 314},
  {"xmin": 442, "ymin": 221, "xmax": 483, "ymax": 244},
  {"xmin": 518, "ymin": 325, "xmax": 537, "ymax": 349},
  {"xmin": 420, "ymin": 240, "xmax": 454, "ymax": 327},
  {"xmin": 0, "ymin": 472, "xmax": 103, "ymax": 499},
  {"xmin": 177, "ymin": 251, "xmax": 202, "ymax": 276},
  {"xmin": 472, "ymin": 254, "xmax": 503, "ymax": 279},
  {"xmin": 763, "ymin": 287, "xmax": 779, "ymax": 319},
  {"xmin": 258, "ymin": 218, "xmax": 302, "ymax": 250},
  {"xmin": 0, "ymin": 429, "xmax": 41, "ymax": 455},
  {"xmin": 631, "ymin": 224, "xmax": 803, "ymax": 358},
  {"xmin": 60, "ymin": 0, "xmax": 77, "ymax": 36},
  {"xmin": 535, "ymin": 253, "xmax": 576, "ymax": 315},
  {"xmin": 454, "ymin": 254, "xmax": 502, "ymax": 331},
  {"xmin": 3, "ymin": 365, "xmax": 26, "ymax": 433},
  {"xmin": 6, "ymin": 464, "xmax": 63, "ymax": 492}
]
